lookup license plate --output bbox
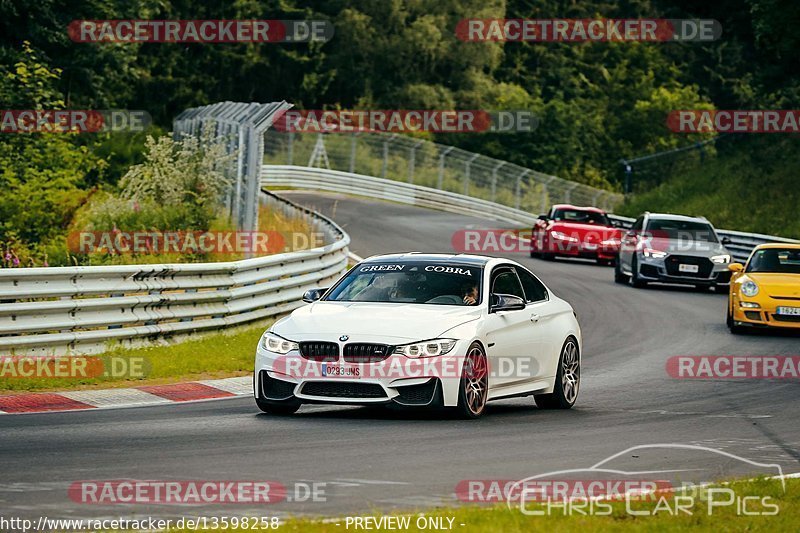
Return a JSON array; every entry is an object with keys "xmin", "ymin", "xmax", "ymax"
[
  {"xmin": 321, "ymin": 363, "xmax": 361, "ymax": 378},
  {"xmin": 679, "ymin": 264, "xmax": 699, "ymax": 273},
  {"xmin": 776, "ymin": 306, "xmax": 800, "ymax": 316}
]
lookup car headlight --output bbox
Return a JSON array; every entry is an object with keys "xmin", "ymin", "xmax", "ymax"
[
  {"xmin": 740, "ymin": 280, "xmax": 759, "ymax": 297},
  {"xmin": 642, "ymin": 248, "xmax": 667, "ymax": 259},
  {"xmin": 261, "ymin": 332, "xmax": 299, "ymax": 354},
  {"xmin": 739, "ymin": 301, "xmax": 761, "ymax": 308},
  {"xmin": 550, "ymin": 231, "xmax": 578, "ymax": 242},
  {"xmin": 711, "ymin": 254, "xmax": 731, "ymax": 264},
  {"xmin": 394, "ymin": 338, "xmax": 458, "ymax": 358}
]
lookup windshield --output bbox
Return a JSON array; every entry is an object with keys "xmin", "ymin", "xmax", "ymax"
[
  {"xmin": 747, "ymin": 249, "xmax": 800, "ymax": 274},
  {"xmin": 552, "ymin": 209, "xmax": 610, "ymax": 226},
  {"xmin": 325, "ymin": 262, "xmax": 482, "ymax": 305},
  {"xmin": 645, "ymin": 219, "xmax": 719, "ymax": 243}
]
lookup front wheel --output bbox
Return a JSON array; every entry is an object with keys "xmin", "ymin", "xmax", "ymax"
[
  {"xmin": 255, "ymin": 397, "xmax": 301, "ymax": 415},
  {"xmin": 535, "ymin": 337, "xmax": 580, "ymax": 409},
  {"xmin": 456, "ymin": 343, "xmax": 489, "ymax": 419},
  {"xmin": 630, "ymin": 256, "xmax": 647, "ymax": 288},
  {"xmin": 614, "ymin": 259, "xmax": 628, "ymax": 284},
  {"xmin": 726, "ymin": 305, "xmax": 745, "ymax": 335}
]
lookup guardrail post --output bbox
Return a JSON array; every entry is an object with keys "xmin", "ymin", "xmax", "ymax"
[{"xmin": 438, "ymin": 146, "xmax": 454, "ymax": 190}]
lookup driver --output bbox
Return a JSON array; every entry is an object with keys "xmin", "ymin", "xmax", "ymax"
[{"xmin": 462, "ymin": 282, "xmax": 479, "ymax": 305}]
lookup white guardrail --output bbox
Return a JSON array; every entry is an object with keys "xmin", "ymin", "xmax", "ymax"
[
  {"xmin": 0, "ymin": 191, "xmax": 349, "ymax": 356},
  {"xmin": 262, "ymin": 165, "xmax": 799, "ymax": 264}
]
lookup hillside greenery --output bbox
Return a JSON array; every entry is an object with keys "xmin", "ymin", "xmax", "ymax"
[{"xmin": 1, "ymin": 0, "xmax": 799, "ymax": 259}]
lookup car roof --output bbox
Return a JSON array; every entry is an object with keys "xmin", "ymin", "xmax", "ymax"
[
  {"xmin": 646, "ymin": 213, "xmax": 710, "ymax": 223},
  {"xmin": 552, "ymin": 203, "xmax": 605, "ymax": 213},
  {"xmin": 360, "ymin": 252, "xmax": 492, "ymax": 267},
  {"xmin": 753, "ymin": 243, "xmax": 800, "ymax": 251}
]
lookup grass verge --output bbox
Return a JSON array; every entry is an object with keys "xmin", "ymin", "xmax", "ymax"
[
  {"xmin": 170, "ymin": 477, "xmax": 796, "ymax": 532},
  {"xmin": 0, "ymin": 319, "xmax": 271, "ymax": 393}
]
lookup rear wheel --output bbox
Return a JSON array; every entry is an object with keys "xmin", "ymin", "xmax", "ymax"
[
  {"xmin": 535, "ymin": 338, "xmax": 580, "ymax": 410},
  {"xmin": 456, "ymin": 343, "xmax": 489, "ymax": 419}
]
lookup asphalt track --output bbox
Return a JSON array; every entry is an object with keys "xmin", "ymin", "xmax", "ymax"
[{"xmin": 1, "ymin": 191, "xmax": 799, "ymax": 522}]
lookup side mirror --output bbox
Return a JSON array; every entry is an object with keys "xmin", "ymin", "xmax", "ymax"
[
  {"xmin": 538, "ymin": 214, "xmax": 549, "ymax": 221},
  {"xmin": 728, "ymin": 263, "xmax": 744, "ymax": 273},
  {"xmin": 721, "ymin": 236, "xmax": 732, "ymax": 245},
  {"xmin": 490, "ymin": 293, "xmax": 526, "ymax": 313},
  {"xmin": 302, "ymin": 288, "xmax": 328, "ymax": 303}
]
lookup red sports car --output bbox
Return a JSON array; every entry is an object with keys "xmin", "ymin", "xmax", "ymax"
[{"xmin": 530, "ymin": 204, "xmax": 623, "ymax": 265}]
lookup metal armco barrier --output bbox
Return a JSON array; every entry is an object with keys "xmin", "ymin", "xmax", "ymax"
[
  {"xmin": 0, "ymin": 191, "xmax": 349, "ymax": 356},
  {"xmin": 261, "ymin": 165, "xmax": 541, "ymax": 226},
  {"xmin": 263, "ymin": 165, "xmax": 798, "ymax": 264}
]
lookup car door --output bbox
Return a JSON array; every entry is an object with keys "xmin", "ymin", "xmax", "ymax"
[
  {"xmin": 514, "ymin": 266, "xmax": 560, "ymax": 380},
  {"xmin": 484, "ymin": 265, "xmax": 539, "ymax": 391},
  {"xmin": 620, "ymin": 216, "xmax": 644, "ymax": 272}
]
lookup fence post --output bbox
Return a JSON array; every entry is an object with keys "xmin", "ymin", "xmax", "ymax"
[
  {"xmin": 381, "ymin": 134, "xmax": 397, "ymax": 179},
  {"xmin": 491, "ymin": 161, "xmax": 505, "ymax": 204},
  {"xmin": 515, "ymin": 170, "xmax": 530, "ymax": 210},
  {"xmin": 564, "ymin": 183, "xmax": 579, "ymax": 204},
  {"xmin": 464, "ymin": 154, "xmax": 479, "ymax": 196},
  {"xmin": 541, "ymin": 176, "xmax": 554, "ymax": 214},
  {"xmin": 438, "ymin": 146, "xmax": 454, "ymax": 190},
  {"xmin": 408, "ymin": 140, "xmax": 424, "ymax": 183},
  {"xmin": 349, "ymin": 133, "xmax": 357, "ymax": 174}
]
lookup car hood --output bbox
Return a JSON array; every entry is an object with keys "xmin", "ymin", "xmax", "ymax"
[
  {"xmin": 272, "ymin": 301, "xmax": 482, "ymax": 342},
  {"xmin": 550, "ymin": 222, "xmax": 620, "ymax": 240},
  {"xmin": 646, "ymin": 237, "xmax": 729, "ymax": 256},
  {"xmin": 741, "ymin": 273, "xmax": 800, "ymax": 297}
]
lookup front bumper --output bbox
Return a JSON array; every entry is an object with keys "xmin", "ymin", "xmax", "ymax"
[
  {"xmin": 731, "ymin": 298, "xmax": 800, "ymax": 329},
  {"xmin": 254, "ymin": 340, "xmax": 471, "ymax": 408},
  {"xmin": 636, "ymin": 253, "xmax": 732, "ymax": 286},
  {"xmin": 546, "ymin": 240, "xmax": 619, "ymax": 260}
]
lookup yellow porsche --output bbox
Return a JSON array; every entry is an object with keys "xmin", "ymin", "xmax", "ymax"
[{"xmin": 727, "ymin": 243, "xmax": 800, "ymax": 333}]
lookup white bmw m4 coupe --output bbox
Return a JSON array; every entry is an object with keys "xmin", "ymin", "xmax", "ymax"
[{"xmin": 254, "ymin": 253, "xmax": 581, "ymax": 418}]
